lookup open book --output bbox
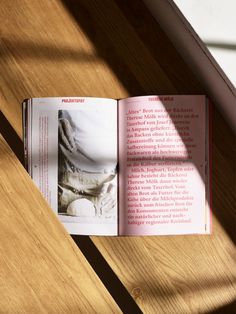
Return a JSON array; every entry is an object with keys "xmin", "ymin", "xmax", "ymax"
[{"xmin": 23, "ymin": 95, "xmax": 211, "ymax": 236}]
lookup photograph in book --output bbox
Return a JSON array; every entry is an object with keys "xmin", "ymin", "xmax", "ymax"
[
  {"xmin": 57, "ymin": 109, "xmax": 118, "ymax": 223},
  {"xmin": 23, "ymin": 97, "xmax": 119, "ymax": 235}
]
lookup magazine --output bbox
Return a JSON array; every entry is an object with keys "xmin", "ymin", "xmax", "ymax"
[{"xmin": 23, "ymin": 95, "xmax": 211, "ymax": 235}]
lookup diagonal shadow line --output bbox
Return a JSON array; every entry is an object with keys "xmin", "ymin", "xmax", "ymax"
[
  {"xmin": 72, "ymin": 235, "xmax": 143, "ymax": 314},
  {"xmin": 207, "ymin": 299, "xmax": 236, "ymax": 314},
  {"xmin": 0, "ymin": 111, "xmax": 24, "ymax": 164},
  {"xmin": 0, "ymin": 111, "xmax": 142, "ymax": 314}
]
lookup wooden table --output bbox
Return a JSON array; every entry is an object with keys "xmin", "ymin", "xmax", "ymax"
[{"xmin": 0, "ymin": 0, "xmax": 235, "ymax": 312}]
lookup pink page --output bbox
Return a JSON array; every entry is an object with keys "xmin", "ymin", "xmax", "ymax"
[{"xmin": 118, "ymin": 95, "xmax": 209, "ymax": 235}]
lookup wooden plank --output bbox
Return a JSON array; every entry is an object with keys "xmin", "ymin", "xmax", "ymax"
[
  {"xmin": 0, "ymin": 0, "xmax": 128, "ymax": 138},
  {"xmin": 0, "ymin": 135, "xmax": 121, "ymax": 312},
  {"xmin": 0, "ymin": 0, "xmax": 235, "ymax": 313},
  {"xmin": 92, "ymin": 217, "xmax": 236, "ymax": 313}
]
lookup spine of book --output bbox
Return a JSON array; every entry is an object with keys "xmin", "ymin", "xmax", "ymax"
[{"xmin": 22, "ymin": 99, "xmax": 29, "ymax": 172}]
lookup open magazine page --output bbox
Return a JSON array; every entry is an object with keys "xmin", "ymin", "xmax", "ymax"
[
  {"xmin": 118, "ymin": 95, "xmax": 210, "ymax": 235},
  {"xmin": 28, "ymin": 97, "xmax": 118, "ymax": 235}
]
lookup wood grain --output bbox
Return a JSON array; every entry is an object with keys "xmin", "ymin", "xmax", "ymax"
[
  {"xmin": 0, "ymin": 0, "xmax": 235, "ymax": 313},
  {"xmin": 0, "ymin": 135, "xmax": 121, "ymax": 313}
]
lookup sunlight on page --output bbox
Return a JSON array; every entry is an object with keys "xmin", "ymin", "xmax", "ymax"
[{"xmin": 119, "ymin": 95, "xmax": 211, "ymax": 235}]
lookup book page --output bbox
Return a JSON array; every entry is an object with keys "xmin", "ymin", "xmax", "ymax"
[
  {"xmin": 119, "ymin": 95, "xmax": 209, "ymax": 235},
  {"xmin": 28, "ymin": 97, "xmax": 118, "ymax": 235}
]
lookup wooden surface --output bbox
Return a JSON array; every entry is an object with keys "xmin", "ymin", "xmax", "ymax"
[
  {"xmin": 0, "ymin": 0, "xmax": 235, "ymax": 313},
  {"xmin": 0, "ymin": 135, "xmax": 120, "ymax": 313}
]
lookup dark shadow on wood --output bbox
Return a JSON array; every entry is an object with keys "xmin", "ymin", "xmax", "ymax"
[
  {"xmin": 60, "ymin": 0, "xmax": 171, "ymax": 95},
  {"xmin": 0, "ymin": 111, "xmax": 24, "ymax": 165},
  {"xmin": 113, "ymin": 0, "xmax": 203, "ymax": 94},
  {"xmin": 212, "ymin": 107, "xmax": 236, "ymax": 244},
  {"xmin": 72, "ymin": 235, "xmax": 143, "ymax": 314},
  {"xmin": 207, "ymin": 299, "xmax": 236, "ymax": 313}
]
